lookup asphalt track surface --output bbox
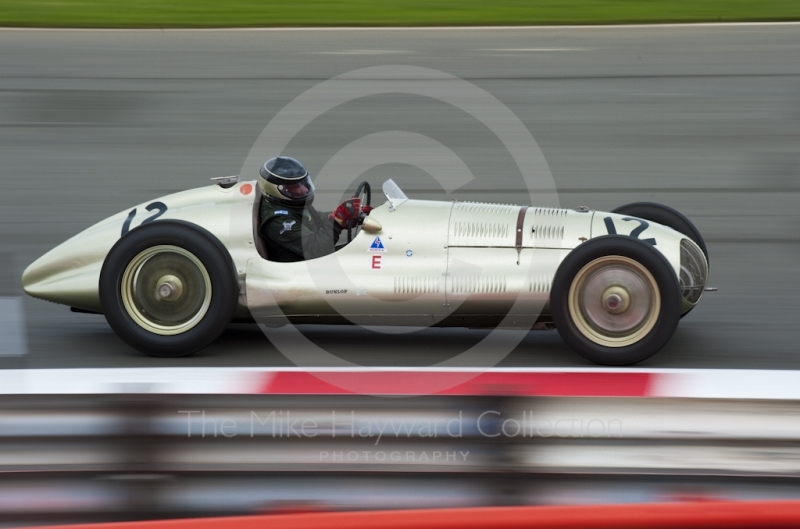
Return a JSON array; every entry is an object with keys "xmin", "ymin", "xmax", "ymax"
[{"xmin": 1, "ymin": 25, "xmax": 799, "ymax": 370}]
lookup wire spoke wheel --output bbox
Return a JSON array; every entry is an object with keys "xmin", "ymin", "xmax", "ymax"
[
  {"xmin": 569, "ymin": 256, "xmax": 660, "ymax": 347},
  {"xmin": 121, "ymin": 245, "xmax": 212, "ymax": 336}
]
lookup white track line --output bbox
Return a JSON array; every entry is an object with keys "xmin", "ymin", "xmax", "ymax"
[
  {"xmin": 0, "ymin": 297, "xmax": 27, "ymax": 357},
  {"xmin": 1, "ymin": 22, "xmax": 800, "ymax": 32}
]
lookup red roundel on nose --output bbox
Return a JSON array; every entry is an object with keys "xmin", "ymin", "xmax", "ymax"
[{"xmin": 240, "ymin": 183, "xmax": 253, "ymax": 195}]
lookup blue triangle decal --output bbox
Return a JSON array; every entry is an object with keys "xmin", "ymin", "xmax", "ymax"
[{"xmin": 369, "ymin": 236, "xmax": 386, "ymax": 251}]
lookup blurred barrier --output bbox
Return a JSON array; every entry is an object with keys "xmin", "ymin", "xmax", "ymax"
[
  {"xmin": 2, "ymin": 394, "xmax": 800, "ymax": 526},
  {"xmin": 3, "ymin": 367, "xmax": 800, "ymax": 399},
  {"xmin": 25, "ymin": 501, "xmax": 800, "ymax": 529}
]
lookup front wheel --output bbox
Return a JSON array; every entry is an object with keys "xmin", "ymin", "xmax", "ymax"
[
  {"xmin": 550, "ymin": 235, "xmax": 681, "ymax": 365},
  {"xmin": 100, "ymin": 220, "xmax": 239, "ymax": 357}
]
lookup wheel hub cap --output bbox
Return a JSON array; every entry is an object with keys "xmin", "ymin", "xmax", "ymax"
[
  {"xmin": 568, "ymin": 256, "xmax": 661, "ymax": 348},
  {"xmin": 602, "ymin": 286, "xmax": 630, "ymax": 314},
  {"xmin": 155, "ymin": 275, "xmax": 183, "ymax": 301}
]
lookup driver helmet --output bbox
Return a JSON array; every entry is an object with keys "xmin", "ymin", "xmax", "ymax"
[{"xmin": 258, "ymin": 156, "xmax": 315, "ymax": 208}]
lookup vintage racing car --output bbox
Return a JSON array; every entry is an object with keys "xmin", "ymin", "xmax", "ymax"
[{"xmin": 22, "ymin": 177, "xmax": 709, "ymax": 365}]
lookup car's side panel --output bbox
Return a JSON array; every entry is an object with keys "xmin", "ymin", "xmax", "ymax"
[
  {"xmin": 245, "ymin": 199, "xmax": 453, "ymax": 326},
  {"xmin": 443, "ymin": 202, "xmax": 593, "ymax": 324},
  {"xmin": 445, "ymin": 247, "xmax": 564, "ymax": 324},
  {"xmin": 448, "ymin": 202, "xmax": 519, "ymax": 247},
  {"xmin": 523, "ymin": 207, "xmax": 595, "ymax": 249},
  {"xmin": 448, "ymin": 202, "xmax": 594, "ymax": 251}
]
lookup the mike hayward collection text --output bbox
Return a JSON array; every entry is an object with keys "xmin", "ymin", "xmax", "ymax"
[{"xmin": 178, "ymin": 410, "xmax": 623, "ymax": 443}]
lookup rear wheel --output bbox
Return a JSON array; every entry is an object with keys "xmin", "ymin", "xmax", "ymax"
[
  {"xmin": 612, "ymin": 202, "xmax": 708, "ymax": 317},
  {"xmin": 551, "ymin": 235, "xmax": 681, "ymax": 365},
  {"xmin": 100, "ymin": 220, "xmax": 239, "ymax": 357},
  {"xmin": 611, "ymin": 202, "xmax": 707, "ymax": 266}
]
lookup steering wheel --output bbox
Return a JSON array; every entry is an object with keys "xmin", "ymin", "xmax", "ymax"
[{"xmin": 347, "ymin": 181, "xmax": 371, "ymax": 242}]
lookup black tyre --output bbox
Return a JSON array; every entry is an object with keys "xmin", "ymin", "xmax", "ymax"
[
  {"xmin": 611, "ymin": 202, "xmax": 708, "ymax": 267},
  {"xmin": 100, "ymin": 220, "xmax": 239, "ymax": 357},
  {"xmin": 551, "ymin": 235, "xmax": 681, "ymax": 366}
]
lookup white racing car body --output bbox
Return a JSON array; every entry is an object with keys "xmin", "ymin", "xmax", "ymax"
[{"xmin": 22, "ymin": 178, "xmax": 709, "ymax": 365}]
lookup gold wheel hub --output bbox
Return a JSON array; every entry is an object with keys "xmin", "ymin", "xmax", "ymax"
[
  {"xmin": 601, "ymin": 285, "xmax": 630, "ymax": 314},
  {"xmin": 568, "ymin": 256, "xmax": 660, "ymax": 348},
  {"xmin": 120, "ymin": 246, "xmax": 211, "ymax": 336}
]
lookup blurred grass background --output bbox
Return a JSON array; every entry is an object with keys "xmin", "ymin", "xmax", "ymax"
[{"xmin": 0, "ymin": 0, "xmax": 799, "ymax": 28}]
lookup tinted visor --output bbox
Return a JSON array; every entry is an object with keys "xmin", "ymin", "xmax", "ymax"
[{"xmin": 276, "ymin": 176, "xmax": 314, "ymax": 201}]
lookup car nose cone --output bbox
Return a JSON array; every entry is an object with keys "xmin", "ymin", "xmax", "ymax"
[{"xmin": 21, "ymin": 236, "xmax": 106, "ymax": 313}]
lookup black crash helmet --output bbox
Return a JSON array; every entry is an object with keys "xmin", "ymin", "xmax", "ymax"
[{"xmin": 258, "ymin": 156, "xmax": 315, "ymax": 208}]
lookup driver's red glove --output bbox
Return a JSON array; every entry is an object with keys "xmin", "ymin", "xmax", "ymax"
[
  {"xmin": 330, "ymin": 197, "xmax": 361, "ymax": 228},
  {"xmin": 362, "ymin": 205, "xmax": 374, "ymax": 214}
]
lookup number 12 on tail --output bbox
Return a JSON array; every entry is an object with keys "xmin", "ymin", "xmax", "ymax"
[{"xmin": 604, "ymin": 216, "xmax": 656, "ymax": 246}]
